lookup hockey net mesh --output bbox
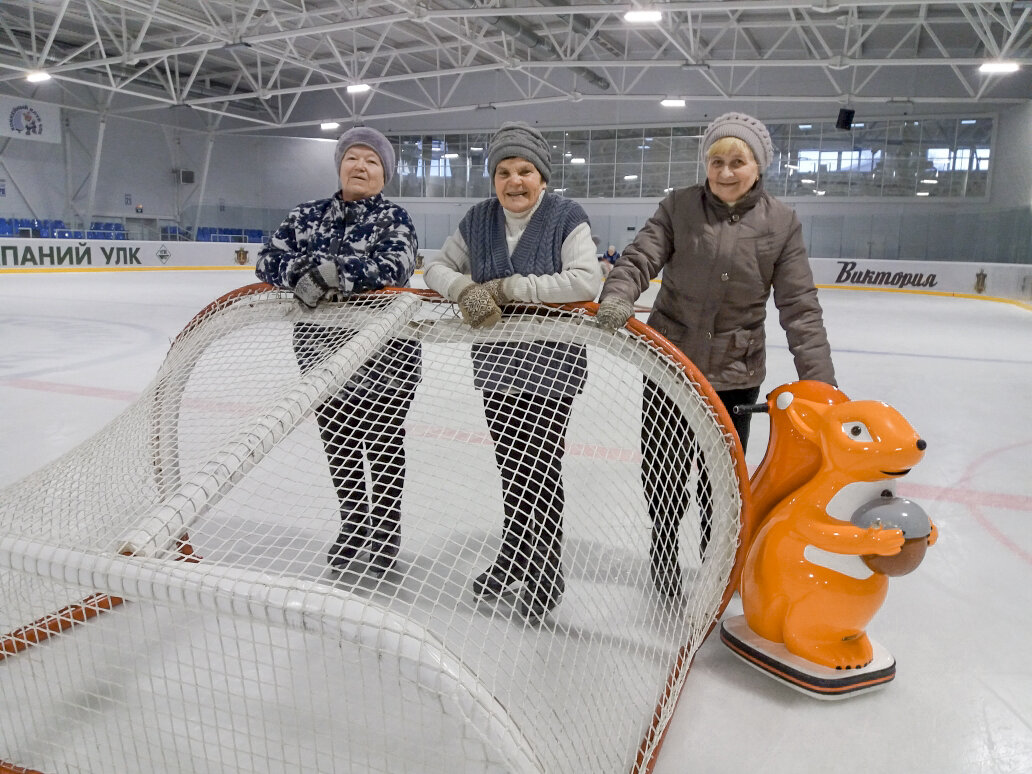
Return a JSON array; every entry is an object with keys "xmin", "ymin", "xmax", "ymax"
[{"xmin": 0, "ymin": 285, "xmax": 748, "ymax": 774}]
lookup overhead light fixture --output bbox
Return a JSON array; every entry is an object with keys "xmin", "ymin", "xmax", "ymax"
[
  {"xmin": 571, "ymin": 157, "xmax": 586, "ymax": 165},
  {"xmin": 798, "ymin": 124, "xmax": 813, "ymax": 130},
  {"xmin": 320, "ymin": 121, "xmax": 340, "ymax": 131},
  {"xmin": 624, "ymin": 10, "xmax": 662, "ymax": 22},
  {"xmin": 660, "ymin": 98, "xmax": 686, "ymax": 108},
  {"xmin": 553, "ymin": 188, "xmax": 567, "ymax": 193},
  {"xmin": 979, "ymin": 61, "xmax": 1020, "ymax": 73},
  {"xmin": 623, "ymin": 175, "xmax": 639, "ymax": 181},
  {"xmin": 443, "ymin": 153, "xmax": 459, "ymax": 159},
  {"xmin": 470, "ymin": 146, "xmax": 484, "ymax": 152},
  {"xmin": 916, "ymin": 191, "xmax": 931, "ymax": 196},
  {"xmin": 26, "ymin": 71, "xmax": 51, "ymax": 83},
  {"xmin": 920, "ymin": 178, "xmax": 938, "ymax": 185},
  {"xmin": 961, "ymin": 119, "xmax": 977, "ymax": 125},
  {"xmin": 347, "ymin": 83, "xmax": 372, "ymax": 94}
]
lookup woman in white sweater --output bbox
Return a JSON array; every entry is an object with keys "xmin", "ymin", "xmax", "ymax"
[{"xmin": 423, "ymin": 121, "xmax": 602, "ymax": 623}]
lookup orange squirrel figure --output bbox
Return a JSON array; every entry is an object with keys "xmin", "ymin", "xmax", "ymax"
[{"xmin": 738, "ymin": 385, "xmax": 937, "ymax": 671}]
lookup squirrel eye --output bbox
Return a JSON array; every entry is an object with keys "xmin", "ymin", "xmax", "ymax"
[{"xmin": 842, "ymin": 421, "xmax": 873, "ymax": 442}]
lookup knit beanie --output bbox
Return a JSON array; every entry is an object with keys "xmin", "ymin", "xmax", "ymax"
[
  {"xmin": 701, "ymin": 112, "xmax": 774, "ymax": 173},
  {"xmin": 334, "ymin": 127, "xmax": 396, "ymax": 185},
  {"xmin": 487, "ymin": 122, "xmax": 552, "ymax": 182}
]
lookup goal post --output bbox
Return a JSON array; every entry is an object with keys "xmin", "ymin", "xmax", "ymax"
[{"xmin": 0, "ymin": 285, "xmax": 751, "ymax": 774}]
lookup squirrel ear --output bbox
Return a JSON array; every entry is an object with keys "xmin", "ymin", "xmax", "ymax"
[{"xmin": 784, "ymin": 397, "xmax": 824, "ymax": 443}]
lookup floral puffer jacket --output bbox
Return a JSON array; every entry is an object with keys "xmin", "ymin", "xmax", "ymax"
[{"xmin": 256, "ymin": 191, "xmax": 418, "ymax": 293}]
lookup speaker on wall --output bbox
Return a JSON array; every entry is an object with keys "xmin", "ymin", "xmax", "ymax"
[
  {"xmin": 836, "ymin": 108, "xmax": 856, "ymax": 130},
  {"xmin": 178, "ymin": 170, "xmax": 195, "ymax": 185}
]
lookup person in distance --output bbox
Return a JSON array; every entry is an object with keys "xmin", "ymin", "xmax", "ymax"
[
  {"xmin": 423, "ymin": 121, "xmax": 602, "ymax": 623},
  {"xmin": 595, "ymin": 111, "xmax": 836, "ymax": 598},
  {"xmin": 598, "ymin": 244, "xmax": 620, "ymax": 276},
  {"xmin": 256, "ymin": 126, "xmax": 421, "ymax": 579}
]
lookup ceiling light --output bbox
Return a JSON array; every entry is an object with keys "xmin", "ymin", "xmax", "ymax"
[
  {"xmin": 660, "ymin": 98, "xmax": 686, "ymax": 108},
  {"xmin": 623, "ymin": 175, "xmax": 639, "ymax": 180},
  {"xmin": 624, "ymin": 10, "xmax": 662, "ymax": 23},
  {"xmin": 470, "ymin": 146, "xmax": 483, "ymax": 151},
  {"xmin": 442, "ymin": 153, "xmax": 459, "ymax": 159},
  {"xmin": 798, "ymin": 124, "xmax": 812, "ymax": 130},
  {"xmin": 920, "ymin": 178, "xmax": 938, "ymax": 184},
  {"xmin": 916, "ymin": 191, "xmax": 931, "ymax": 196},
  {"xmin": 320, "ymin": 121, "xmax": 340, "ymax": 131},
  {"xmin": 979, "ymin": 61, "xmax": 1020, "ymax": 74},
  {"xmin": 26, "ymin": 71, "xmax": 51, "ymax": 83},
  {"xmin": 347, "ymin": 83, "xmax": 372, "ymax": 94},
  {"xmin": 961, "ymin": 119, "xmax": 977, "ymax": 125},
  {"xmin": 571, "ymin": 157, "xmax": 586, "ymax": 165}
]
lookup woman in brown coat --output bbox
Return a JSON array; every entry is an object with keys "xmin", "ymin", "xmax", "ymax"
[{"xmin": 595, "ymin": 112, "xmax": 836, "ymax": 597}]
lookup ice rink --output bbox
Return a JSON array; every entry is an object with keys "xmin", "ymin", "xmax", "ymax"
[{"xmin": 1, "ymin": 268, "xmax": 1030, "ymax": 773}]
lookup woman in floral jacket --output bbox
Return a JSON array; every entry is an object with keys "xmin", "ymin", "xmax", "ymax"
[{"xmin": 257, "ymin": 126, "xmax": 420, "ymax": 579}]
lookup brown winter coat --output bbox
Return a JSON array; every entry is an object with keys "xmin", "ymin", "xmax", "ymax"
[{"xmin": 600, "ymin": 182, "xmax": 835, "ymax": 391}]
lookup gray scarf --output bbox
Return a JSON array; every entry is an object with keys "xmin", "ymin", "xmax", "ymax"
[{"xmin": 459, "ymin": 193, "xmax": 588, "ymax": 283}]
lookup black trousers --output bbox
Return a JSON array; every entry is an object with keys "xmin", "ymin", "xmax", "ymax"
[
  {"xmin": 481, "ymin": 390, "xmax": 574, "ymax": 594},
  {"xmin": 641, "ymin": 378, "xmax": 760, "ymax": 593},
  {"xmin": 294, "ymin": 323, "xmax": 421, "ymax": 562}
]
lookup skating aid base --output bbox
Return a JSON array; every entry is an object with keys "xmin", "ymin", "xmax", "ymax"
[{"xmin": 720, "ymin": 615, "xmax": 895, "ymax": 700}]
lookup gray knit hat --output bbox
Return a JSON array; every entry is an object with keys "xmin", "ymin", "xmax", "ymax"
[
  {"xmin": 488, "ymin": 122, "xmax": 552, "ymax": 182},
  {"xmin": 334, "ymin": 126, "xmax": 396, "ymax": 185},
  {"xmin": 702, "ymin": 112, "xmax": 774, "ymax": 173}
]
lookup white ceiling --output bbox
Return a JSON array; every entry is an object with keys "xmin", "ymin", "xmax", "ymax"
[{"xmin": 1, "ymin": 0, "xmax": 1029, "ymax": 136}]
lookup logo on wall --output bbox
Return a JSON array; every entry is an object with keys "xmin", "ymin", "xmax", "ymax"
[
  {"xmin": 156, "ymin": 245, "xmax": 172, "ymax": 264},
  {"xmin": 8, "ymin": 105, "xmax": 43, "ymax": 136}
]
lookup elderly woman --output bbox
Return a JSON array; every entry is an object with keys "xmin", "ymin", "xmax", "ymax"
[
  {"xmin": 596, "ymin": 112, "xmax": 836, "ymax": 597},
  {"xmin": 424, "ymin": 121, "xmax": 602, "ymax": 623},
  {"xmin": 256, "ymin": 126, "xmax": 420, "ymax": 578}
]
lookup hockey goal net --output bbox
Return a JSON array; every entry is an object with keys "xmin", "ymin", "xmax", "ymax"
[{"xmin": 0, "ymin": 285, "xmax": 750, "ymax": 774}]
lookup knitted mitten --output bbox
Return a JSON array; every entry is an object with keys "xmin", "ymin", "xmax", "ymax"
[
  {"xmin": 293, "ymin": 260, "xmax": 340, "ymax": 308},
  {"xmin": 594, "ymin": 296, "xmax": 634, "ymax": 331},
  {"xmin": 457, "ymin": 282, "xmax": 503, "ymax": 328}
]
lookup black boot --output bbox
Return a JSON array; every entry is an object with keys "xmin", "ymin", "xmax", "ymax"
[
  {"xmin": 650, "ymin": 520, "xmax": 683, "ymax": 599},
  {"xmin": 472, "ymin": 551, "xmax": 524, "ymax": 599},
  {"xmin": 327, "ymin": 523, "xmax": 368, "ymax": 570},
  {"xmin": 517, "ymin": 571, "xmax": 565, "ymax": 624},
  {"xmin": 365, "ymin": 505, "xmax": 401, "ymax": 577}
]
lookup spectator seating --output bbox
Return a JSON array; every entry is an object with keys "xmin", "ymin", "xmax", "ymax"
[
  {"xmin": 0, "ymin": 218, "xmax": 65, "ymax": 238},
  {"xmin": 195, "ymin": 227, "xmax": 266, "ymax": 244},
  {"xmin": 1, "ymin": 218, "xmax": 265, "ymax": 244}
]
